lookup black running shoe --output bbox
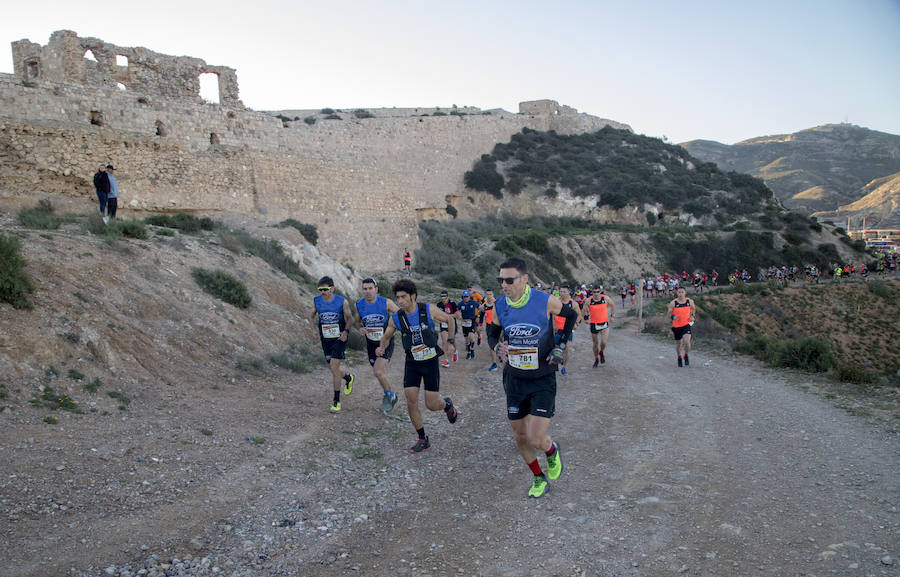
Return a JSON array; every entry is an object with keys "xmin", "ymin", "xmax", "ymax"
[
  {"xmin": 678, "ymin": 357, "xmax": 683, "ymax": 367},
  {"xmin": 593, "ymin": 357, "xmax": 599, "ymax": 368},
  {"xmin": 684, "ymin": 355, "xmax": 690, "ymax": 366},
  {"xmin": 600, "ymin": 351, "xmax": 605, "ymax": 364},
  {"xmin": 410, "ymin": 437, "xmax": 430, "ymax": 453},
  {"xmin": 444, "ymin": 397, "xmax": 458, "ymax": 424}
]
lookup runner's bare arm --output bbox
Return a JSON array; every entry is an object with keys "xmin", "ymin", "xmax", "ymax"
[
  {"xmin": 376, "ymin": 317, "xmax": 397, "ymax": 357},
  {"xmin": 488, "ymin": 315, "xmax": 507, "ymax": 363},
  {"xmin": 339, "ymin": 300, "xmax": 355, "ymax": 342}
]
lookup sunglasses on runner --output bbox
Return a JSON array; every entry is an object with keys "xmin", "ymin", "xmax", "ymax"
[
  {"xmin": 496, "ymin": 276, "xmax": 520, "ymax": 285},
  {"xmin": 318, "ymin": 286, "xmax": 332, "ymax": 292}
]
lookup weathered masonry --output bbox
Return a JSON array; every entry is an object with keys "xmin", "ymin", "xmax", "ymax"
[{"xmin": 1, "ymin": 30, "xmax": 629, "ymax": 271}]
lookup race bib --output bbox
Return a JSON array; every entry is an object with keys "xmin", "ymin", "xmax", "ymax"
[
  {"xmin": 440, "ymin": 322, "xmax": 448, "ymax": 329},
  {"xmin": 321, "ymin": 323, "xmax": 341, "ymax": 339},
  {"xmin": 461, "ymin": 319, "xmax": 473, "ymax": 328},
  {"xmin": 508, "ymin": 346, "xmax": 539, "ymax": 370},
  {"xmin": 411, "ymin": 343, "xmax": 437, "ymax": 361},
  {"xmin": 592, "ymin": 322, "xmax": 608, "ymax": 331},
  {"xmin": 366, "ymin": 327, "xmax": 384, "ymax": 341}
]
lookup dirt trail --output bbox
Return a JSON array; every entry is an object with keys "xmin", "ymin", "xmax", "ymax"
[
  {"xmin": 4, "ymin": 311, "xmax": 899, "ymax": 576},
  {"xmin": 307, "ymin": 318, "xmax": 899, "ymax": 576}
]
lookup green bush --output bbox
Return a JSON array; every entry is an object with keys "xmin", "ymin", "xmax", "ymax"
[
  {"xmin": 0, "ymin": 233, "xmax": 34, "ymax": 309},
  {"xmin": 18, "ymin": 200, "xmax": 62, "ymax": 229},
  {"xmin": 191, "ymin": 268, "xmax": 251, "ymax": 308},
  {"xmin": 777, "ymin": 338, "xmax": 834, "ymax": 372},
  {"xmin": 279, "ymin": 219, "xmax": 318, "ymax": 245},
  {"xmin": 736, "ymin": 333, "xmax": 834, "ymax": 373},
  {"xmin": 270, "ymin": 344, "xmax": 318, "ymax": 373},
  {"xmin": 445, "ymin": 204, "xmax": 458, "ymax": 219},
  {"xmin": 111, "ymin": 219, "xmax": 148, "ymax": 239},
  {"xmin": 144, "ymin": 213, "xmax": 214, "ymax": 233},
  {"xmin": 303, "ymin": 116, "xmax": 317, "ymax": 125},
  {"xmin": 836, "ymin": 363, "xmax": 879, "ymax": 385},
  {"xmin": 354, "ymin": 109, "xmax": 374, "ymax": 119},
  {"xmin": 439, "ymin": 269, "xmax": 469, "ymax": 289},
  {"xmin": 464, "ymin": 155, "xmax": 504, "ymax": 198},
  {"xmin": 867, "ymin": 280, "xmax": 891, "ymax": 299},
  {"xmin": 320, "ymin": 108, "xmax": 335, "ymax": 114},
  {"xmin": 218, "ymin": 228, "xmax": 312, "ymax": 285}
]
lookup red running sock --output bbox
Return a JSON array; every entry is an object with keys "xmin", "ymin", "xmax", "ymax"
[{"xmin": 528, "ymin": 459, "xmax": 543, "ymax": 476}]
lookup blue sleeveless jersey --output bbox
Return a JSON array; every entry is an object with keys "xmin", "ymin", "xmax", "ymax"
[
  {"xmin": 392, "ymin": 303, "xmax": 435, "ymax": 347},
  {"xmin": 314, "ymin": 294, "xmax": 346, "ymax": 339},
  {"xmin": 458, "ymin": 300, "xmax": 479, "ymax": 320},
  {"xmin": 495, "ymin": 289, "xmax": 555, "ymax": 378},
  {"xmin": 356, "ymin": 296, "xmax": 389, "ymax": 330}
]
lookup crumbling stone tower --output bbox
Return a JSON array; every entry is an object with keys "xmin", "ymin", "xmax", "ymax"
[{"xmin": 12, "ymin": 30, "xmax": 241, "ymax": 107}]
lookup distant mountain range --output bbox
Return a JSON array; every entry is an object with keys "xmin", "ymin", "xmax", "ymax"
[{"xmin": 682, "ymin": 124, "xmax": 900, "ymax": 228}]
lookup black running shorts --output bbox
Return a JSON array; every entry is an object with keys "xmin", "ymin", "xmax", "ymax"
[
  {"xmin": 671, "ymin": 325, "xmax": 692, "ymax": 341},
  {"xmin": 403, "ymin": 356, "xmax": 441, "ymax": 392},
  {"xmin": 503, "ymin": 371, "xmax": 556, "ymax": 420},
  {"xmin": 590, "ymin": 322, "xmax": 608, "ymax": 334},
  {"xmin": 366, "ymin": 337, "xmax": 394, "ymax": 366},
  {"xmin": 321, "ymin": 338, "xmax": 347, "ymax": 361}
]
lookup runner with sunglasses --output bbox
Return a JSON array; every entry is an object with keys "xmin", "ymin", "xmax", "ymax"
[
  {"xmin": 310, "ymin": 276, "xmax": 355, "ymax": 412},
  {"xmin": 487, "ymin": 258, "xmax": 578, "ymax": 498}
]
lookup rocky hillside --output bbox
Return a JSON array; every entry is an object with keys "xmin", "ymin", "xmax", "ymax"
[
  {"xmin": 682, "ymin": 124, "xmax": 900, "ymax": 215},
  {"xmin": 813, "ymin": 171, "xmax": 900, "ymax": 228}
]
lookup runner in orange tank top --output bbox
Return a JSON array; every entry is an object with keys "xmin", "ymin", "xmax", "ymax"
[
  {"xmin": 666, "ymin": 286, "xmax": 695, "ymax": 367},
  {"xmin": 587, "ymin": 289, "xmax": 615, "ymax": 366}
]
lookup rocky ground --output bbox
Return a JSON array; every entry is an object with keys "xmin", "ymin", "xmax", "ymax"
[{"xmin": 1, "ymin": 210, "xmax": 898, "ymax": 576}]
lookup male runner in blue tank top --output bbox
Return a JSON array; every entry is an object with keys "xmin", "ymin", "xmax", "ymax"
[
  {"xmin": 457, "ymin": 290, "xmax": 480, "ymax": 360},
  {"xmin": 310, "ymin": 276, "xmax": 355, "ymax": 412},
  {"xmin": 354, "ymin": 277, "xmax": 400, "ymax": 413},
  {"xmin": 487, "ymin": 258, "xmax": 578, "ymax": 498},
  {"xmin": 376, "ymin": 279, "xmax": 459, "ymax": 453}
]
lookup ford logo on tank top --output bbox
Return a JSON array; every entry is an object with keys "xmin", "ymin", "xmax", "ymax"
[{"xmin": 507, "ymin": 323, "xmax": 541, "ymax": 341}]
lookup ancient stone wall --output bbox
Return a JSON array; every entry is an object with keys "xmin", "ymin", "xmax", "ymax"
[{"xmin": 1, "ymin": 31, "xmax": 631, "ymax": 272}]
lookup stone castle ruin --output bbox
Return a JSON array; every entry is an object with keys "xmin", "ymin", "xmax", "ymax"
[{"xmin": 1, "ymin": 30, "xmax": 629, "ymax": 271}]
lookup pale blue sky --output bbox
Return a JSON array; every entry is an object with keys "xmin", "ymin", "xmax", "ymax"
[{"xmin": 1, "ymin": 0, "xmax": 897, "ymax": 144}]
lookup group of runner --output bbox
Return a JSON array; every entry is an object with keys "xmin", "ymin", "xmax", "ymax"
[{"xmin": 308, "ymin": 261, "xmax": 586, "ymax": 498}]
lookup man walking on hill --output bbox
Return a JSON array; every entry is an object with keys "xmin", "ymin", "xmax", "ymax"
[
  {"xmin": 354, "ymin": 277, "xmax": 400, "ymax": 413},
  {"xmin": 92, "ymin": 164, "xmax": 110, "ymax": 222},
  {"xmin": 587, "ymin": 288, "xmax": 614, "ymax": 367},
  {"xmin": 667, "ymin": 286, "xmax": 695, "ymax": 367},
  {"xmin": 105, "ymin": 165, "xmax": 120, "ymax": 221},
  {"xmin": 310, "ymin": 276, "xmax": 356, "ymax": 412},
  {"xmin": 488, "ymin": 258, "xmax": 577, "ymax": 498},
  {"xmin": 376, "ymin": 279, "xmax": 459, "ymax": 453}
]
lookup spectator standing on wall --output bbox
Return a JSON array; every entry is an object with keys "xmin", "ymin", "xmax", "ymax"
[
  {"xmin": 105, "ymin": 165, "xmax": 120, "ymax": 222},
  {"xmin": 403, "ymin": 249, "xmax": 412, "ymax": 276},
  {"xmin": 92, "ymin": 164, "xmax": 110, "ymax": 222}
]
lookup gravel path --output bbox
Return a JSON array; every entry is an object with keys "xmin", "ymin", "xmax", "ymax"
[{"xmin": 7, "ymin": 318, "xmax": 899, "ymax": 576}]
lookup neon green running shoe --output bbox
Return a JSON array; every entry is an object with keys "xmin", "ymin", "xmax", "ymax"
[
  {"xmin": 546, "ymin": 442, "xmax": 562, "ymax": 480},
  {"xmin": 343, "ymin": 373, "xmax": 355, "ymax": 395},
  {"xmin": 330, "ymin": 401, "xmax": 341, "ymax": 413},
  {"xmin": 528, "ymin": 473, "xmax": 549, "ymax": 498}
]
